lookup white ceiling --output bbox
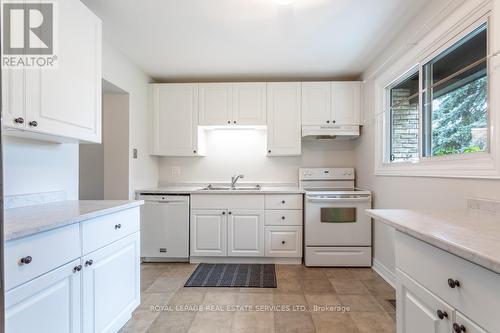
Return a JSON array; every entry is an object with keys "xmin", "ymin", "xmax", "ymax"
[{"xmin": 82, "ymin": 0, "xmax": 433, "ymax": 81}]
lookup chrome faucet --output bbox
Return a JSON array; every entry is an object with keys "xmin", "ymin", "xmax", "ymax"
[{"xmin": 231, "ymin": 174, "xmax": 244, "ymax": 189}]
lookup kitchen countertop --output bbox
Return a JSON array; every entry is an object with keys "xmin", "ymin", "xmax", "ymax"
[
  {"xmin": 5, "ymin": 200, "xmax": 144, "ymax": 241},
  {"xmin": 136, "ymin": 185, "xmax": 306, "ymax": 195},
  {"xmin": 366, "ymin": 208, "xmax": 500, "ymax": 275}
]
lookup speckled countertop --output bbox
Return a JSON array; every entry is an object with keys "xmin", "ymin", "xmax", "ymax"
[
  {"xmin": 5, "ymin": 200, "xmax": 144, "ymax": 241},
  {"xmin": 366, "ymin": 208, "xmax": 500, "ymax": 275}
]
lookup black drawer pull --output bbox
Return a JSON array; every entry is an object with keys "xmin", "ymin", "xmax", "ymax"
[
  {"xmin": 453, "ymin": 323, "xmax": 466, "ymax": 333},
  {"xmin": 114, "ymin": 224, "xmax": 122, "ymax": 230},
  {"xmin": 437, "ymin": 310, "xmax": 448, "ymax": 320},
  {"xmin": 19, "ymin": 256, "xmax": 32, "ymax": 265},
  {"xmin": 73, "ymin": 265, "xmax": 82, "ymax": 273},
  {"xmin": 447, "ymin": 278, "xmax": 460, "ymax": 288}
]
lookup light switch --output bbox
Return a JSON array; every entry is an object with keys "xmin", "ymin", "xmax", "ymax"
[
  {"xmin": 172, "ymin": 166, "xmax": 181, "ymax": 176},
  {"xmin": 132, "ymin": 149, "xmax": 138, "ymax": 159}
]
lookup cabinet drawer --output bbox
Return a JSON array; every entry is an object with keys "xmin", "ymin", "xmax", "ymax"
[
  {"xmin": 396, "ymin": 231, "xmax": 500, "ymax": 333},
  {"xmin": 265, "ymin": 194, "xmax": 302, "ymax": 210},
  {"xmin": 5, "ymin": 224, "xmax": 81, "ymax": 291},
  {"xmin": 265, "ymin": 210, "xmax": 302, "ymax": 226},
  {"xmin": 191, "ymin": 194, "xmax": 264, "ymax": 210},
  {"xmin": 82, "ymin": 207, "xmax": 140, "ymax": 255},
  {"xmin": 265, "ymin": 226, "xmax": 302, "ymax": 257}
]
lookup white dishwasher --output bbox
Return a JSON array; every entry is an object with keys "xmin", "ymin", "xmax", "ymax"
[{"xmin": 138, "ymin": 193, "xmax": 190, "ymax": 262}]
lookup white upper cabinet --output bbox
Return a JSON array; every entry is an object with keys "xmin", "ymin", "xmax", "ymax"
[
  {"xmin": 199, "ymin": 82, "xmax": 267, "ymax": 126},
  {"xmin": 302, "ymin": 82, "xmax": 331, "ymax": 125},
  {"xmin": 199, "ymin": 83, "xmax": 233, "ymax": 125},
  {"xmin": 331, "ymin": 82, "xmax": 361, "ymax": 125},
  {"xmin": 2, "ymin": 0, "xmax": 102, "ymax": 143},
  {"xmin": 232, "ymin": 83, "xmax": 267, "ymax": 125},
  {"xmin": 151, "ymin": 83, "xmax": 203, "ymax": 156},
  {"xmin": 301, "ymin": 81, "xmax": 362, "ymax": 126},
  {"xmin": 266, "ymin": 82, "xmax": 302, "ymax": 156}
]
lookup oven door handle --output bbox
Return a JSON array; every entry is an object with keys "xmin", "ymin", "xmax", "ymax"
[{"xmin": 305, "ymin": 196, "xmax": 371, "ymax": 203}]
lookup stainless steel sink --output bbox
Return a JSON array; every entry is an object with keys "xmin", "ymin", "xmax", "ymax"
[{"xmin": 199, "ymin": 184, "xmax": 261, "ymax": 191}]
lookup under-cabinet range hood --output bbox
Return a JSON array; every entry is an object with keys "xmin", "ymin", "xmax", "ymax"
[{"xmin": 302, "ymin": 125, "xmax": 360, "ymax": 140}]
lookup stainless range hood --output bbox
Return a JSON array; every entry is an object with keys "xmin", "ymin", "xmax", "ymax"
[{"xmin": 302, "ymin": 125, "xmax": 360, "ymax": 140}]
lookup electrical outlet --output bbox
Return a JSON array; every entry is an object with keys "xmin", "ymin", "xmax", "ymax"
[
  {"xmin": 132, "ymin": 148, "xmax": 138, "ymax": 159},
  {"xmin": 171, "ymin": 166, "xmax": 181, "ymax": 176}
]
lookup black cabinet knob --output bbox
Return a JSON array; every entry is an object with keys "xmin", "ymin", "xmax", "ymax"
[
  {"xmin": 73, "ymin": 265, "xmax": 83, "ymax": 273},
  {"xmin": 448, "ymin": 278, "xmax": 460, "ymax": 288},
  {"xmin": 233, "ymin": 121, "xmax": 236, "ymax": 124},
  {"xmin": 281, "ymin": 216, "xmax": 286, "ymax": 220},
  {"xmin": 228, "ymin": 211, "xmax": 232, "ymax": 215},
  {"xmin": 281, "ymin": 241, "xmax": 286, "ymax": 245},
  {"xmin": 332, "ymin": 120, "xmax": 336, "ymax": 124},
  {"xmin": 29, "ymin": 120, "xmax": 38, "ymax": 127},
  {"xmin": 85, "ymin": 260, "xmax": 94, "ymax": 266},
  {"xmin": 193, "ymin": 150, "xmax": 197, "ymax": 154},
  {"xmin": 14, "ymin": 117, "xmax": 24, "ymax": 124},
  {"xmin": 453, "ymin": 323, "xmax": 466, "ymax": 333},
  {"xmin": 222, "ymin": 211, "xmax": 226, "ymax": 215},
  {"xmin": 437, "ymin": 310, "xmax": 448, "ymax": 320},
  {"xmin": 281, "ymin": 200, "xmax": 286, "ymax": 204},
  {"xmin": 19, "ymin": 256, "xmax": 32, "ymax": 265},
  {"xmin": 268, "ymin": 150, "xmax": 271, "ymax": 154},
  {"xmin": 114, "ymin": 224, "xmax": 122, "ymax": 230},
  {"xmin": 326, "ymin": 120, "xmax": 330, "ymax": 123},
  {"xmin": 227, "ymin": 120, "xmax": 231, "ymax": 124}
]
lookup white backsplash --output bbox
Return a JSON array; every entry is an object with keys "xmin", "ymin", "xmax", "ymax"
[{"xmin": 468, "ymin": 198, "xmax": 500, "ymax": 215}]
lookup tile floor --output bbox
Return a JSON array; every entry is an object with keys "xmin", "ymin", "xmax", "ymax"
[{"xmin": 120, "ymin": 263, "xmax": 396, "ymax": 333}]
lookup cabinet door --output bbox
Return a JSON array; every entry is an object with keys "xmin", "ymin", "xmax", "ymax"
[
  {"xmin": 396, "ymin": 269, "xmax": 453, "ymax": 333},
  {"xmin": 228, "ymin": 210, "xmax": 264, "ymax": 257},
  {"xmin": 454, "ymin": 312, "xmax": 488, "ymax": 333},
  {"xmin": 2, "ymin": 68, "xmax": 26, "ymax": 130},
  {"xmin": 6, "ymin": 259, "xmax": 82, "ymax": 333},
  {"xmin": 301, "ymin": 82, "xmax": 332, "ymax": 125},
  {"xmin": 82, "ymin": 232, "xmax": 140, "ymax": 333},
  {"xmin": 264, "ymin": 226, "xmax": 302, "ymax": 257},
  {"xmin": 331, "ymin": 82, "xmax": 361, "ymax": 125},
  {"xmin": 199, "ymin": 83, "xmax": 233, "ymax": 125},
  {"xmin": 266, "ymin": 82, "xmax": 302, "ymax": 156},
  {"xmin": 233, "ymin": 83, "xmax": 267, "ymax": 125},
  {"xmin": 25, "ymin": 0, "xmax": 102, "ymax": 142},
  {"xmin": 152, "ymin": 83, "xmax": 200, "ymax": 156},
  {"xmin": 191, "ymin": 210, "xmax": 227, "ymax": 256}
]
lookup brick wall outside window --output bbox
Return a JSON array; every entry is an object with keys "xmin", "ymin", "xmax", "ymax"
[{"xmin": 391, "ymin": 89, "xmax": 419, "ymax": 161}]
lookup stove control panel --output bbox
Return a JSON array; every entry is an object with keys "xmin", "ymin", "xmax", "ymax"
[{"xmin": 299, "ymin": 168, "xmax": 355, "ymax": 180}]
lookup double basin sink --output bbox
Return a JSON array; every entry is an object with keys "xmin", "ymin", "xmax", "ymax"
[{"xmin": 199, "ymin": 184, "xmax": 262, "ymax": 191}]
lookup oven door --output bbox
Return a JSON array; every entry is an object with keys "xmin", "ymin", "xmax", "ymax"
[{"xmin": 304, "ymin": 195, "xmax": 371, "ymax": 246}]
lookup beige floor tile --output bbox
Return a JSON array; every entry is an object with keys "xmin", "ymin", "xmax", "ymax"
[
  {"xmin": 302, "ymin": 279, "xmax": 334, "ymax": 293},
  {"xmin": 146, "ymin": 276, "xmax": 186, "ymax": 293},
  {"xmin": 139, "ymin": 292, "xmax": 176, "ymax": 310},
  {"xmin": 169, "ymin": 289, "xmax": 206, "ymax": 305},
  {"xmin": 300, "ymin": 267, "xmax": 328, "ymax": 280},
  {"xmin": 273, "ymin": 293, "xmax": 307, "ymax": 306},
  {"xmin": 232, "ymin": 311, "xmax": 275, "ymax": 333},
  {"xmin": 146, "ymin": 311, "xmax": 195, "ymax": 333},
  {"xmin": 237, "ymin": 292, "xmax": 273, "ymax": 306},
  {"xmin": 203, "ymin": 291, "xmax": 240, "ymax": 305},
  {"xmin": 305, "ymin": 292, "xmax": 341, "ymax": 306},
  {"xmin": 362, "ymin": 279, "xmax": 396, "ymax": 298},
  {"xmin": 120, "ymin": 308, "xmax": 159, "ymax": 333},
  {"xmin": 338, "ymin": 294, "xmax": 385, "ymax": 312},
  {"xmin": 330, "ymin": 279, "xmax": 369, "ymax": 295},
  {"xmin": 312, "ymin": 312, "xmax": 360, "ymax": 333},
  {"xmin": 274, "ymin": 278, "xmax": 303, "ymax": 293},
  {"xmin": 323, "ymin": 268, "xmax": 355, "ymax": 280},
  {"xmin": 275, "ymin": 311, "xmax": 316, "ymax": 333},
  {"xmin": 188, "ymin": 311, "xmax": 234, "ymax": 333},
  {"xmin": 350, "ymin": 312, "xmax": 396, "ymax": 333}
]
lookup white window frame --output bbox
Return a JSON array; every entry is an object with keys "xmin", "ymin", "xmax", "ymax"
[{"xmin": 374, "ymin": 1, "xmax": 500, "ymax": 178}]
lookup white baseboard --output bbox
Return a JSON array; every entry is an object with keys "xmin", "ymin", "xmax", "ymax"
[
  {"xmin": 372, "ymin": 258, "xmax": 396, "ymax": 288},
  {"xmin": 190, "ymin": 257, "xmax": 302, "ymax": 265}
]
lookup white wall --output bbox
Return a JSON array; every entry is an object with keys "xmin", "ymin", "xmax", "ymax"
[
  {"xmin": 79, "ymin": 143, "xmax": 104, "ymax": 200},
  {"xmin": 101, "ymin": 41, "xmax": 158, "ymax": 198},
  {"xmin": 4, "ymin": 137, "xmax": 79, "ymax": 199},
  {"xmin": 159, "ymin": 129, "xmax": 355, "ymax": 183},
  {"xmin": 355, "ymin": 0, "xmax": 500, "ymax": 278}
]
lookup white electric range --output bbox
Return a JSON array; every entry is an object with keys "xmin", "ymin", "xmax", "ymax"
[{"xmin": 300, "ymin": 168, "xmax": 372, "ymax": 267}]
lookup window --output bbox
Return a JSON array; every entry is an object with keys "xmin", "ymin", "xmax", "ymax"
[
  {"xmin": 388, "ymin": 71, "xmax": 420, "ymax": 162},
  {"xmin": 385, "ymin": 22, "xmax": 489, "ymax": 163},
  {"xmin": 422, "ymin": 24, "xmax": 488, "ymax": 157}
]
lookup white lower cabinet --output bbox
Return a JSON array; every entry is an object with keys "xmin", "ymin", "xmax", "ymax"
[
  {"xmin": 5, "ymin": 259, "xmax": 82, "ymax": 333},
  {"xmin": 264, "ymin": 226, "xmax": 302, "ymax": 257},
  {"xmin": 82, "ymin": 232, "xmax": 140, "ymax": 333},
  {"xmin": 191, "ymin": 210, "xmax": 227, "ymax": 256},
  {"xmin": 397, "ymin": 269, "xmax": 452, "ymax": 333},
  {"xmin": 227, "ymin": 210, "xmax": 264, "ymax": 257},
  {"xmin": 5, "ymin": 207, "xmax": 141, "ymax": 333},
  {"xmin": 395, "ymin": 231, "xmax": 495, "ymax": 333}
]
